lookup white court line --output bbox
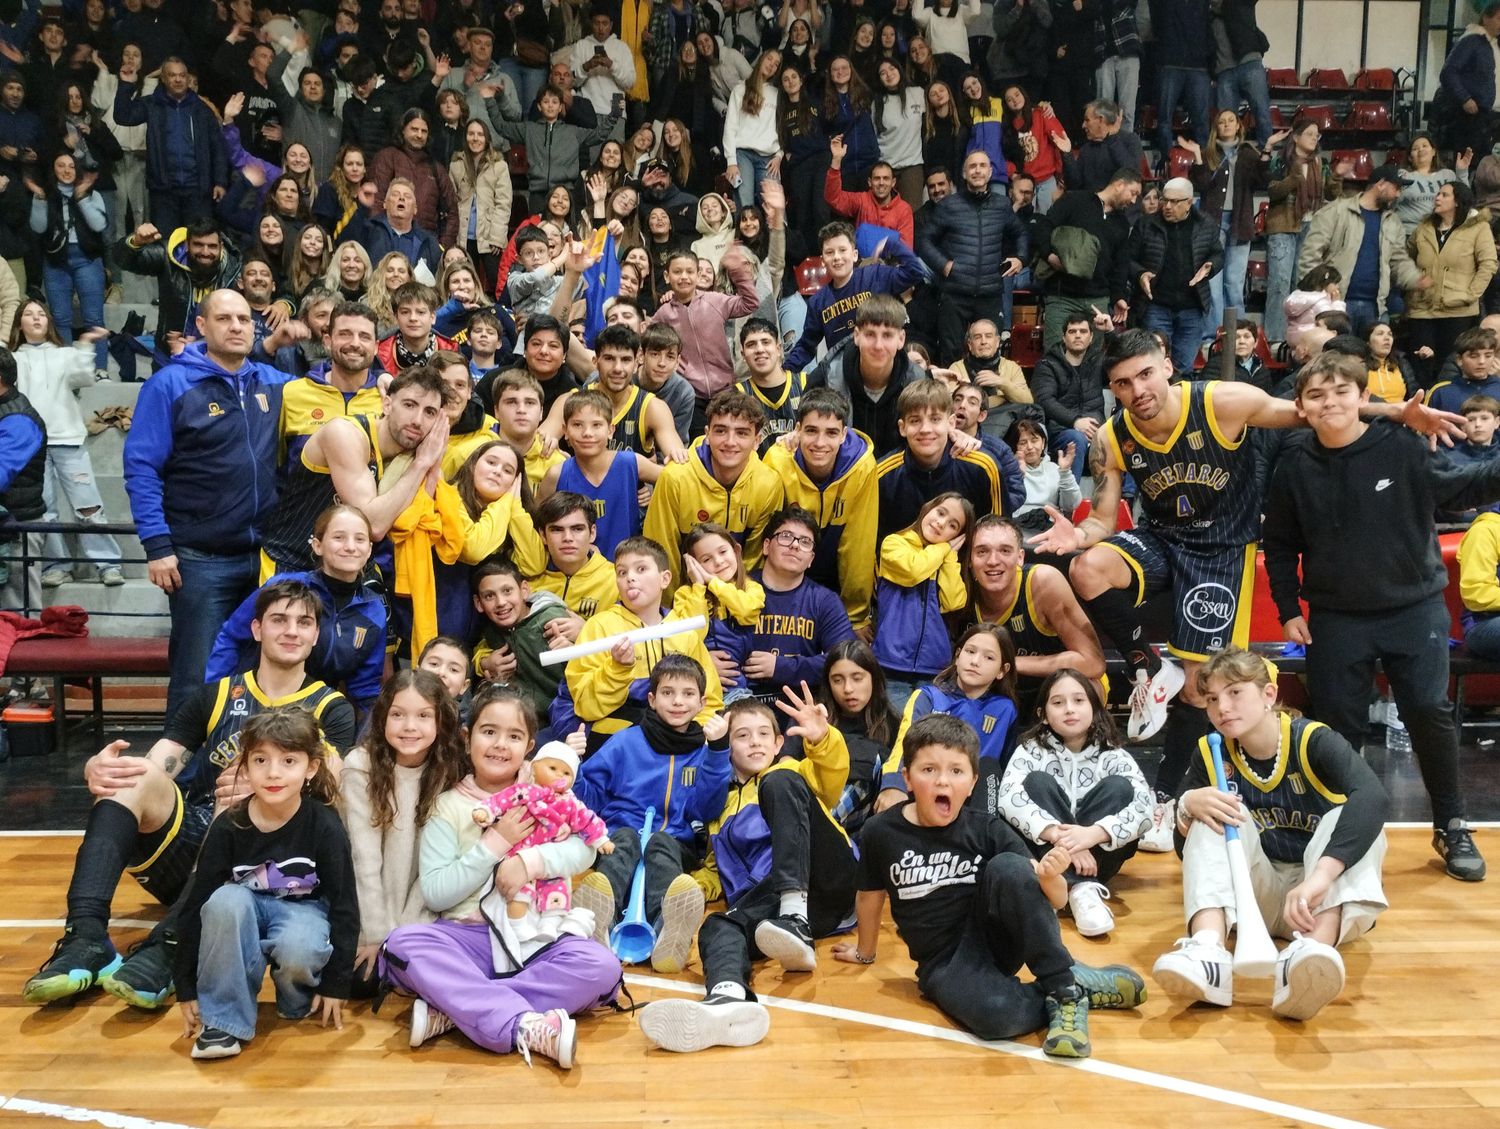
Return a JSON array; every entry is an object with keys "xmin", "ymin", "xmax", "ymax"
[
  {"xmin": 625, "ymin": 972, "xmax": 1388, "ymax": 1129},
  {"xmin": 0, "ymin": 1097, "xmax": 200, "ymax": 1129}
]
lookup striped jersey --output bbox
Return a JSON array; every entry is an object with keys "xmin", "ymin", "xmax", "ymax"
[{"xmin": 262, "ymin": 415, "xmax": 382, "ymax": 573}]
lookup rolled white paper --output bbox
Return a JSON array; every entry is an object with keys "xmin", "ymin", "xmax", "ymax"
[{"xmin": 539, "ymin": 616, "xmax": 707, "ymax": 667}]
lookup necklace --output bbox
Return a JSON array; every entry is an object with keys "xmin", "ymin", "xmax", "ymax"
[{"xmin": 1237, "ymin": 714, "xmax": 1282, "ymax": 787}]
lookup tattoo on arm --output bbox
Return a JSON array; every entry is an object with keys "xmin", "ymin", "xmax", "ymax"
[
  {"xmin": 1089, "ymin": 441, "xmax": 1110, "ymax": 506},
  {"xmin": 161, "ymin": 754, "xmax": 178, "ymax": 775}
]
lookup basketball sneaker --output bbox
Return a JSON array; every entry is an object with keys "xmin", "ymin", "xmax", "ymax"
[
  {"xmin": 1127, "ymin": 661, "xmax": 1185, "ymax": 741},
  {"xmin": 22, "ymin": 926, "xmax": 121, "ymax": 1004},
  {"xmin": 100, "ymin": 934, "xmax": 176, "ymax": 1009},
  {"xmin": 754, "ymin": 914, "xmax": 817, "ymax": 971},
  {"xmin": 1152, "ymin": 934, "xmax": 1232, "ymax": 1006}
]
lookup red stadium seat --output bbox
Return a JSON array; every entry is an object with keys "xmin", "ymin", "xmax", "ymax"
[
  {"xmin": 1140, "ymin": 153, "xmax": 1158, "ymax": 182},
  {"xmin": 1347, "ymin": 101, "xmax": 1394, "ymax": 131},
  {"xmin": 1332, "ymin": 148, "xmax": 1374, "ymax": 180},
  {"xmin": 1253, "ymin": 199, "xmax": 1268, "ymax": 236},
  {"xmin": 1269, "ymin": 105, "xmax": 1289, "ymax": 128},
  {"xmin": 1307, "ymin": 68, "xmax": 1351, "ymax": 92},
  {"xmin": 795, "ymin": 256, "xmax": 828, "ymax": 296},
  {"xmin": 1354, "ymin": 67, "xmax": 1397, "ymax": 91},
  {"xmin": 1071, "ymin": 499, "xmax": 1135, "ymax": 533},
  {"xmin": 1246, "ymin": 257, "xmax": 1269, "ymax": 288},
  {"xmin": 1265, "ymin": 67, "xmax": 1303, "ymax": 91},
  {"xmin": 1165, "ymin": 146, "xmax": 1196, "ymax": 180},
  {"xmin": 506, "ymin": 143, "xmax": 529, "ymax": 177},
  {"xmin": 1136, "ymin": 104, "xmax": 1158, "ymax": 134},
  {"xmin": 1294, "ymin": 105, "xmax": 1337, "ymax": 132}
]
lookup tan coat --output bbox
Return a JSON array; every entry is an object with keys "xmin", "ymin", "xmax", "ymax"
[
  {"xmin": 1406, "ymin": 208, "xmax": 1499, "ymax": 320},
  {"xmin": 448, "ymin": 153, "xmax": 515, "ymax": 255}
]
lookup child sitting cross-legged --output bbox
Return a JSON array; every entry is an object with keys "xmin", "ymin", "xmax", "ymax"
[
  {"xmin": 637, "ymin": 684, "xmax": 859, "ymax": 1053},
  {"xmin": 573, "ymin": 654, "xmax": 733, "ymax": 973},
  {"xmin": 835, "ymin": 713, "xmax": 1147, "ymax": 1059}
]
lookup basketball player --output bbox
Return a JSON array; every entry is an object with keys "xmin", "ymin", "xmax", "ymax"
[{"xmin": 1031, "ymin": 329, "xmax": 1462, "ymax": 848}]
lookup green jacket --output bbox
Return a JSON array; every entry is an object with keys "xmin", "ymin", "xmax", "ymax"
[{"xmin": 475, "ymin": 590, "xmax": 573, "ymax": 718}]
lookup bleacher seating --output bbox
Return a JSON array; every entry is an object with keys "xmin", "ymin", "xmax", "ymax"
[
  {"xmin": 1307, "ymin": 68, "xmax": 1353, "ymax": 93},
  {"xmin": 7, "ymin": 636, "xmax": 170, "ymax": 745},
  {"xmin": 1332, "ymin": 147, "xmax": 1375, "ymax": 181}
]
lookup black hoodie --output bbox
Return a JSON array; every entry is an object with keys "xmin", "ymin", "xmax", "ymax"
[{"xmin": 1262, "ymin": 418, "xmax": 1500, "ymax": 619}]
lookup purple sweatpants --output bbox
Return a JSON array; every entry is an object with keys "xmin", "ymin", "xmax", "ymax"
[{"xmin": 382, "ymin": 920, "xmax": 622, "ymax": 1053}]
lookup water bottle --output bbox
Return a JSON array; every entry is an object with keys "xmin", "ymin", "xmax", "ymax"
[{"xmin": 1386, "ymin": 703, "xmax": 1411, "ymax": 753}]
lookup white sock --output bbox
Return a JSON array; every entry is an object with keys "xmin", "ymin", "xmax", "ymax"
[
  {"xmin": 1192, "ymin": 928, "xmax": 1225, "ymax": 952},
  {"xmin": 779, "ymin": 890, "xmax": 808, "ymax": 919},
  {"xmin": 709, "ymin": 981, "xmax": 746, "ymax": 1001}
]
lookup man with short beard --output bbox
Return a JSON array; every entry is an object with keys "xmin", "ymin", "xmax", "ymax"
[
  {"xmin": 276, "ymin": 296, "xmax": 384, "ymax": 465},
  {"xmin": 236, "ymin": 256, "xmax": 294, "ymax": 351},
  {"xmin": 117, "ymin": 218, "xmax": 244, "ymax": 355}
]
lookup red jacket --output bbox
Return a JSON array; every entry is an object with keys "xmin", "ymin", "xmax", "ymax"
[
  {"xmin": 824, "ymin": 168, "xmax": 915, "ymax": 249},
  {"xmin": 375, "ymin": 331, "xmax": 458, "ymax": 377}
]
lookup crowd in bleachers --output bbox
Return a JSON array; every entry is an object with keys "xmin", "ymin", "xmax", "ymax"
[{"xmin": 1, "ymin": 0, "xmax": 1498, "ymax": 1079}]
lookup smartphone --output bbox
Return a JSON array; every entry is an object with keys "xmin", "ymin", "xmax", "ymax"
[{"xmin": 594, "ymin": 45, "xmax": 606, "ymax": 56}]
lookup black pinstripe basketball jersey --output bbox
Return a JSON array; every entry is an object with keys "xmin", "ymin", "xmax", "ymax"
[
  {"xmin": 1197, "ymin": 714, "xmax": 1346, "ymax": 863},
  {"xmin": 176, "ymin": 672, "xmax": 344, "ymax": 803},
  {"xmin": 738, "ymin": 370, "xmax": 808, "ymax": 454},
  {"xmin": 262, "ymin": 415, "xmax": 382, "ymax": 571},
  {"xmin": 1103, "ymin": 381, "xmax": 1260, "ymax": 549}
]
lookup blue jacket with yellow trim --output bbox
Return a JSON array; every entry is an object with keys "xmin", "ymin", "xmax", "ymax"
[
  {"xmin": 698, "ymin": 727, "xmax": 851, "ymax": 904},
  {"xmin": 122, "ymin": 343, "xmax": 293, "ymax": 559},
  {"xmin": 204, "ymin": 570, "xmax": 387, "ymax": 712},
  {"xmin": 875, "ymin": 441, "xmax": 1008, "ymax": 543},
  {"xmin": 873, "ymin": 530, "xmax": 969, "ymax": 678},
  {"xmin": 879, "ymin": 683, "xmax": 1019, "ymax": 792},
  {"xmin": 575, "ymin": 724, "xmax": 733, "ymax": 845}
]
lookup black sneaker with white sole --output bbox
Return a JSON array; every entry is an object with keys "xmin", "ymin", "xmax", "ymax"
[
  {"xmin": 753, "ymin": 914, "xmax": 816, "ymax": 972},
  {"xmin": 191, "ymin": 1027, "xmax": 242, "ymax": 1060},
  {"xmin": 638, "ymin": 994, "xmax": 771, "ymax": 1052}
]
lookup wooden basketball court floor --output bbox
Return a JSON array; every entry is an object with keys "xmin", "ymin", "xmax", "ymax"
[{"xmin": 0, "ymin": 827, "xmax": 1497, "ymax": 1129}]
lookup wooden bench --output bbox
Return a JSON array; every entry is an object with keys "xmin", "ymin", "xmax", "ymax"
[{"xmin": 6, "ymin": 636, "xmax": 170, "ymax": 746}]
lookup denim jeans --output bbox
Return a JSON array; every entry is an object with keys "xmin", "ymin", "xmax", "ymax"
[
  {"xmin": 1050, "ymin": 426, "xmax": 1091, "ymax": 485},
  {"xmin": 1264, "ymin": 230, "xmax": 1299, "ymax": 341},
  {"xmin": 43, "ymin": 245, "xmax": 107, "ymax": 371},
  {"xmin": 1033, "ymin": 176, "xmax": 1058, "ymax": 215},
  {"xmin": 41, "ymin": 446, "xmax": 121, "ymax": 573},
  {"xmin": 1215, "ymin": 60, "xmax": 1273, "ymax": 144},
  {"xmin": 1208, "ymin": 214, "xmax": 1251, "ymax": 338},
  {"xmin": 1344, "ymin": 298, "xmax": 1380, "ymax": 335},
  {"xmin": 1464, "ymin": 615, "xmax": 1500, "ymax": 660},
  {"xmin": 734, "ymin": 149, "xmax": 775, "ymax": 209},
  {"xmin": 498, "ymin": 57, "xmax": 547, "ymax": 116},
  {"xmin": 1095, "ymin": 54, "xmax": 1141, "ymax": 134},
  {"xmin": 1000, "ymin": 267, "xmax": 1033, "ymax": 332},
  {"xmin": 1144, "ymin": 302, "xmax": 1206, "ymax": 373},
  {"xmin": 1156, "ymin": 65, "xmax": 1211, "ymax": 154},
  {"xmin": 777, "ymin": 291, "xmax": 808, "ymax": 349},
  {"xmin": 195, "ymin": 885, "xmax": 332, "ymax": 1041},
  {"xmin": 166, "ymin": 546, "xmax": 262, "ymax": 721}
]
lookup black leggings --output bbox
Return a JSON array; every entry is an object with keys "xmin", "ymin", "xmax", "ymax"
[{"xmin": 1016, "ymin": 771, "xmax": 1140, "ymax": 885}]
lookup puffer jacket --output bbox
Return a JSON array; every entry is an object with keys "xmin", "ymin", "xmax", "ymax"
[
  {"xmin": 1129, "ymin": 207, "xmax": 1224, "ymax": 311},
  {"xmin": 916, "ymin": 180, "xmax": 1029, "ymax": 295},
  {"xmin": 1406, "ymin": 208, "xmax": 1499, "ymax": 320},
  {"xmin": 115, "ymin": 224, "xmax": 245, "ymax": 343}
]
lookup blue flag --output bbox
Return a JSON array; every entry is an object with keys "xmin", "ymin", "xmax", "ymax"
[{"xmin": 581, "ymin": 230, "xmax": 621, "ymax": 349}]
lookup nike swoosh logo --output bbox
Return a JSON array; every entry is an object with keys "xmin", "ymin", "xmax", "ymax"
[{"xmin": 1375, "ymin": 479, "xmax": 1393, "ymax": 491}]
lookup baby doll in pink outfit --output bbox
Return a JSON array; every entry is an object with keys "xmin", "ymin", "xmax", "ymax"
[{"xmin": 472, "ymin": 741, "xmax": 614, "ymax": 919}]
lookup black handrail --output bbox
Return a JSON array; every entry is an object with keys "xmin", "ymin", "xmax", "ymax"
[{"xmin": 1, "ymin": 517, "xmax": 151, "ymax": 620}]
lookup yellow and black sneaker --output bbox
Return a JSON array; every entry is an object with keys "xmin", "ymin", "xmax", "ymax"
[{"xmin": 1042, "ymin": 985, "xmax": 1091, "ymax": 1058}]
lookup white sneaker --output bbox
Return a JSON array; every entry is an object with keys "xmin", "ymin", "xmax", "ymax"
[
  {"xmin": 515, "ymin": 1008, "xmax": 577, "ymax": 1069},
  {"xmin": 409, "ymin": 998, "xmax": 455, "ymax": 1047},
  {"xmin": 638, "ymin": 994, "xmax": 771, "ymax": 1052},
  {"xmin": 1271, "ymin": 934, "xmax": 1344, "ymax": 1021},
  {"xmin": 1127, "ymin": 661, "xmax": 1185, "ymax": 741},
  {"xmin": 1152, "ymin": 935, "xmax": 1232, "ymax": 1007},
  {"xmin": 1139, "ymin": 799, "xmax": 1177, "ymax": 853},
  {"xmin": 1067, "ymin": 882, "xmax": 1115, "ymax": 937}
]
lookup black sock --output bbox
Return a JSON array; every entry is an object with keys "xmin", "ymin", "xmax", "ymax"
[
  {"xmin": 1155, "ymin": 703, "xmax": 1210, "ymax": 797},
  {"xmin": 1080, "ymin": 587, "xmax": 1160, "ymax": 677},
  {"xmin": 65, "ymin": 800, "xmax": 140, "ymax": 938}
]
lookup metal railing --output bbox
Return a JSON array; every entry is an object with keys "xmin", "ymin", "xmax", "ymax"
[{"xmin": 0, "ymin": 518, "xmax": 156, "ymax": 621}]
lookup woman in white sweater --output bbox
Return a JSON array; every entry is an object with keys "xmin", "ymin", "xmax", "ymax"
[
  {"xmin": 1009, "ymin": 417, "xmax": 1082, "ymax": 534},
  {"xmin": 913, "ymin": 0, "xmax": 981, "ymax": 69},
  {"xmin": 724, "ymin": 48, "xmax": 783, "ymax": 209},
  {"xmin": 338, "ymin": 669, "xmax": 468, "ymax": 996},
  {"xmin": 10, "ymin": 298, "xmax": 122, "ymax": 587}
]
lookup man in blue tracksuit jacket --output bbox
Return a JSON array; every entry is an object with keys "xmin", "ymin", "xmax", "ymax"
[
  {"xmin": 113, "ymin": 58, "xmax": 228, "ymax": 238},
  {"xmin": 123, "ymin": 290, "xmax": 294, "ymax": 721}
]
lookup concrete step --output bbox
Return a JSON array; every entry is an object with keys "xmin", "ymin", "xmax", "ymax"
[{"xmin": 44, "ymin": 578, "xmax": 169, "ymax": 637}]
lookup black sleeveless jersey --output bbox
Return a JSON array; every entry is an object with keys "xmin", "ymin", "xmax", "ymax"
[
  {"xmin": 738, "ymin": 370, "xmax": 808, "ymax": 455},
  {"xmin": 262, "ymin": 415, "xmax": 382, "ymax": 572},
  {"xmin": 607, "ymin": 385, "xmax": 657, "ymax": 458},
  {"xmin": 176, "ymin": 672, "xmax": 346, "ymax": 803},
  {"xmin": 1102, "ymin": 381, "xmax": 1261, "ymax": 549},
  {"xmin": 981, "ymin": 563, "xmax": 1063, "ymax": 665}
]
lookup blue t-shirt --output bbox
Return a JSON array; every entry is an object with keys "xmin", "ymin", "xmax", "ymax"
[{"xmin": 1345, "ymin": 207, "xmax": 1383, "ymax": 302}]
